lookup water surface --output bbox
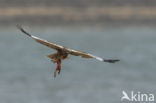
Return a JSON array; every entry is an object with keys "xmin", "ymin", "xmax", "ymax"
[{"xmin": 0, "ymin": 26, "xmax": 156, "ymax": 103}]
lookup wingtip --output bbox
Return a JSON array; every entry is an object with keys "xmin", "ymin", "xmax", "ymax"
[
  {"xmin": 103, "ymin": 59, "xmax": 120, "ymax": 63},
  {"xmin": 16, "ymin": 24, "xmax": 23, "ymax": 32},
  {"xmin": 16, "ymin": 24, "xmax": 21, "ymax": 29},
  {"xmin": 17, "ymin": 24, "xmax": 32, "ymax": 37}
]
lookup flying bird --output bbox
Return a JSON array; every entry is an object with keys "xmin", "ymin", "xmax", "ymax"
[{"xmin": 17, "ymin": 25, "xmax": 119, "ymax": 77}]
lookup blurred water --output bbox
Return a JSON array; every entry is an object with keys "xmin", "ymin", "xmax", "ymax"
[{"xmin": 0, "ymin": 26, "xmax": 156, "ymax": 103}]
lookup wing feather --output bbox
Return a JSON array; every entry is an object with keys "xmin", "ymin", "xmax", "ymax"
[
  {"xmin": 64, "ymin": 48, "xmax": 93, "ymax": 58},
  {"xmin": 65, "ymin": 48, "xmax": 119, "ymax": 63},
  {"xmin": 17, "ymin": 25, "xmax": 119, "ymax": 63},
  {"xmin": 32, "ymin": 36, "xmax": 64, "ymax": 50},
  {"xmin": 17, "ymin": 25, "xmax": 64, "ymax": 51}
]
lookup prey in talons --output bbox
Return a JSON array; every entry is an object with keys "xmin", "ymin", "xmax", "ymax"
[
  {"xmin": 47, "ymin": 51, "xmax": 68, "ymax": 78},
  {"xmin": 53, "ymin": 59, "xmax": 61, "ymax": 78}
]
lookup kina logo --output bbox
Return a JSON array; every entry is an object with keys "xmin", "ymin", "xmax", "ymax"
[{"xmin": 121, "ymin": 91, "xmax": 154, "ymax": 102}]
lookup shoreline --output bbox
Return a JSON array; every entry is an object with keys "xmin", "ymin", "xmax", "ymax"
[{"xmin": 1, "ymin": 6, "xmax": 156, "ymax": 26}]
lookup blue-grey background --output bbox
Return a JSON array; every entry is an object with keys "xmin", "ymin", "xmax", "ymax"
[
  {"xmin": 0, "ymin": 26, "xmax": 155, "ymax": 103},
  {"xmin": 0, "ymin": 0, "xmax": 156, "ymax": 103}
]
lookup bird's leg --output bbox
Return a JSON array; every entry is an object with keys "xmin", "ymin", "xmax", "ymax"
[{"xmin": 54, "ymin": 59, "xmax": 62, "ymax": 78}]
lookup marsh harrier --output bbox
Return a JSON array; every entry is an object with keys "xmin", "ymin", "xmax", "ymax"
[{"xmin": 17, "ymin": 25, "xmax": 119, "ymax": 77}]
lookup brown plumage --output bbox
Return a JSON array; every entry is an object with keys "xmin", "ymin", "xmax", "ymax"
[{"xmin": 17, "ymin": 25, "xmax": 119, "ymax": 77}]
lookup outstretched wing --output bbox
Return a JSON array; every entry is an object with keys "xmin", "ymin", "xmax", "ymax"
[
  {"xmin": 17, "ymin": 25, "xmax": 119, "ymax": 63},
  {"xmin": 64, "ymin": 48, "xmax": 119, "ymax": 63},
  {"xmin": 17, "ymin": 25, "xmax": 64, "ymax": 51}
]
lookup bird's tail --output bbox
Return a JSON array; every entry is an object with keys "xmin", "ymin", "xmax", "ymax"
[{"xmin": 103, "ymin": 59, "xmax": 120, "ymax": 63}]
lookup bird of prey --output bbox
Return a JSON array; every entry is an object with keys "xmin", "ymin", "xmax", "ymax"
[{"xmin": 17, "ymin": 25, "xmax": 119, "ymax": 78}]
